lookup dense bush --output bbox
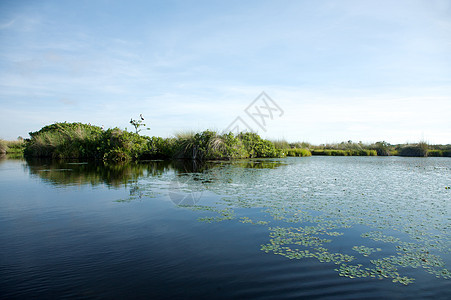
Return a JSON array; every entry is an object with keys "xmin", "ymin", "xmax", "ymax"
[
  {"xmin": 370, "ymin": 141, "xmax": 391, "ymax": 156},
  {"xmin": 284, "ymin": 148, "xmax": 312, "ymax": 157},
  {"xmin": 24, "ymin": 123, "xmax": 283, "ymax": 161},
  {"xmin": 399, "ymin": 143, "xmax": 428, "ymax": 157},
  {"xmin": 25, "ymin": 122, "xmax": 150, "ymax": 161},
  {"xmin": 427, "ymin": 150, "xmax": 442, "ymax": 157},
  {"xmin": 22, "ymin": 123, "xmax": 449, "ymax": 160},
  {"xmin": 25, "ymin": 122, "xmax": 103, "ymax": 158},
  {"xmin": 238, "ymin": 132, "xmax": 282, "ymax": 158}
]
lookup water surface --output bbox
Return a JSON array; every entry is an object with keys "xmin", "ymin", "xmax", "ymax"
[{"xmin": 0, "ymin": 156, "xmax": 450, "ymax": 299}]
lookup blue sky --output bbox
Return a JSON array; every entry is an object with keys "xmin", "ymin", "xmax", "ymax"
[{"xmin": 0, "ymin": 0, "xmax": 450, "ymax": 144}]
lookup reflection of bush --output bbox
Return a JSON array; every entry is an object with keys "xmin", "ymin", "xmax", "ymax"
[
  {"xmin": 26, "ymin": 158, "xmax": 174, "ymax": 187},
  {"xmin": 25, "ymin": 158, "xmax": 286, "ymax": 188}
]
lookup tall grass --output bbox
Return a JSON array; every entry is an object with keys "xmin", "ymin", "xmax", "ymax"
[
  {"xmin": 272, "ymin": 139, "xmax": 290, "ymax": 149},
  {"xmin": 311, "ymin": 149, "xmax": 377, "ymax": 156},
  {"xmin": 0, "ymin": 139, "xmax": 25, "ymax": 154},
  {"xmin": 0, "ymin": 139, "xmax": 6, "ymax": 154},
  {"xmin": 24, "ymin": 123, "xmax": 283, "ymax": 161},
  {"xmin": 284, "ymin": 148, "xmax": 312, "ymax": 157},
  {"xmin": 22, "ymin": 122, "xmax": 451, "ymax": 160}
]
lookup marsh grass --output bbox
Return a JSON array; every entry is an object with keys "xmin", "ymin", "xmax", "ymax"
[
  {"xmin": 0, "ymin": 139, "xmax": 25, "ymax": 154},
  {"xmin": 311, "ymin": 149, "xmax": 377, "ymax": 156},
  {"xmin": 272, "ymin": 139, "xmax": 290, "ymax": 149},
  {"xmin": 284, "ymin": 148, "xmax": 312, "ymax": 157},
  {"xmin": 24, "ymin": 123, "xmax": 282, "ymax": 161},
  {"xmin": 21, "ymin": 122, "xmax": 451, "ymax": 160}
]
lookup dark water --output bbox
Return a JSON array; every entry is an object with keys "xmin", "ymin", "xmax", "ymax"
[{"xmin": 0, "ymin": 156, "xmax": 450, "ymax": 299}]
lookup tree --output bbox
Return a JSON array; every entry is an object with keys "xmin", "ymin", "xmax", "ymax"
[{"xmin": 130, "ymin": 114, "xmax": 149, "ymax": 134}]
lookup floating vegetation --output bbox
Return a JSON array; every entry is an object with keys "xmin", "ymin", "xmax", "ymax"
[
  {"xmin": 120, "ymin": 157, "xmax": 451, "ymax": 286},
  {"xmin": 239, "ymin": 217, "xmax": 269, "ymax": 225},
  {"xmin": 352, "ymin": 245, "xmax": 381, "ymax": 257}
]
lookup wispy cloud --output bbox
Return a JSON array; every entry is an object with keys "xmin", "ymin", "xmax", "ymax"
[{"xmin": 0, "ymin": 0, "xmax": 450, "ymax": 143}]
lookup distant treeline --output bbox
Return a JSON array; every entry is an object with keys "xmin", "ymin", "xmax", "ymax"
[
  {"xmin": 2, "ymin": 122, "xmax": 450, "ymax": 161},
  {"xmin": 273, "ymin": 140, "xmax": 451, "ymax": 158}
]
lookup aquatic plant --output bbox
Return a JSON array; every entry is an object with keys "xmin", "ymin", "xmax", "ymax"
[{"xmin": 149, "ymin": 158, "xmax": 451, "ymax": 286}]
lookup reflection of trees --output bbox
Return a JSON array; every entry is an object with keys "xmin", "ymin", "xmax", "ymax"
[
  {"xmin": 24, "ymin": 158, "xmax": 286, "ymax": 188},
  {"xmin": 26, "ymin": 158, "xmax": 172, "ymax": 188}
]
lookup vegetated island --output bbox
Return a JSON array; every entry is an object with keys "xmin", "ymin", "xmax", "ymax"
[{"xmin": 1, "ymin": 122, "xmax": 450, "ymax": 161}]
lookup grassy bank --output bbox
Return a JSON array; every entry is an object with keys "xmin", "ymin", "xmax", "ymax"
[
  {"xmin": 23, "ymin": 122, "xmax": 283, "ymax": 161},
  {"xmin": 11, "ymin": 122, "xmax": 451, "ymax": 161},
  {"xmin": 0, "ymin": 139, "xmax": 25, "ymax": 155},
  {"xmin": 310, "ymin": 149, "xmax": 377, "ymax": 156},
  {"xmin": 278, "ymin": 140, "xmax": 450, "ymax": 157}
]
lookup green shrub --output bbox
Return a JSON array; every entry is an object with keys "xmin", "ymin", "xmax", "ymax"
[
  {"xmin": 0, "ymin": 139, "xmax": 6, "ymax": 154},
  {"xmin": 370, "ymin": 141, "xmax": 391, "ymax": 156},
  {"xmin": 25, "ymin": 122, "xmax": 103, "ymax": 158},
  {"xmin": 427, "ymin": 150, "xmax": 443, "ymax": 157},
  {"xmin": 284, "ymin": 148, "xmax": 312, "ymax": 157},
  {"xmin": 399, "ymin": 143, "xmax": 428, "ymax": 157},
  {"xmin": 99, "ymin": 128, "xmax": 149, "ymax": 161},
  {"xmin": 238, "ymin": 132, "xmax": 282, "ymax": 158},
  {"xmin": 146, "ymin": 137, "xmax": 178, "ymax": 158},
  {"xmin": 272, "ymin": 139, "xmax": 290, "ymax": 149},
  {"xmin": 4, "ymin": 140, "xmax": 25, "ymax": 153}
]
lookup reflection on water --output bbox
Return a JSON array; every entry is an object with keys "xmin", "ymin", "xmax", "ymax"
[
  {"xmin": 24, "ymin": 158, "xmax": 286, "ymax": 188},
  {"xmin": 25, "ymin": 158, "xmax": 172, "ymax": 187},
  {"xmin": 1, "ymin": 156, "xmax": 450, "ymax": 299}
]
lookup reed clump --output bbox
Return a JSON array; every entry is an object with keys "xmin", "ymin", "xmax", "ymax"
[
  {"xmin": 0, "ymin": 138, "xmax": 25, "ymax": 154},
  {"xmin": 310, "ymin": 149, "xmax": 377, "ymax": 156},
  {"xmin": 284, "ymin": 148, "xmax": 312, "ymax": 157}
]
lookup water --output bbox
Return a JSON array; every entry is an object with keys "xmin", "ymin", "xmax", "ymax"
[{"xmin": 0, "ymin": 156, "xmax": 450, "ymax": 299}]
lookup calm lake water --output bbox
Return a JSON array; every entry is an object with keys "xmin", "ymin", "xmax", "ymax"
[{"xmin": 1, "ymin": 156, "xmax": 450, "ymax": 299}]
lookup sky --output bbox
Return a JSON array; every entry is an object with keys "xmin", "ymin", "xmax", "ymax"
[{"xmin": 0, "ymin": 0, "xmax": 450, "ymax": 144}]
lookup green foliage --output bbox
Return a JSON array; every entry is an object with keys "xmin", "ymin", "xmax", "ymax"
[
  {"xmin": 427, "ymin": 149, "xmax": 451, "ymax": 157},
  {"xmin": 25, "ymin": 122, "xmax": 149, "ymax": 161},
  {"xmin": 238, "ymin": 132, "xmax": 282, "ymax": 158},
  {"xmin": 25, "ymin": 122, "xmax": 103, "ymax": 158},
  {"xmin": 4, "ymin": 140, "xmax": 26, "ymax": 153},
  {"xmin": 146, "ymin": 136, "xmax": 178, "ymax": 158},
  {"xmin": 22, "ymin": 123, "xmax": 448, "ymax": 161},
  {"xmin": 0, "ymin": 139, "xmax": 6, "ymax": 154},
  {"xmin": 370, "ymin": 141, "xmax": 391, "ymax": 156},
  {"xmin": 24, "ymin": 124, "xmax": 282, "ymax": 161},
  {"xmin": 284, "ymin": 148, "xmax": 312, "ymax": 157},
  {"xmin": 272, "ymin": 139, "xmax": 290, "ymax": 149},
  {"xmin": 427, "ymin": 150, "xmax": 443, "ymax": 157},
  {"xmin": 399, "ymin": 143, "xmax": 428, "ymax": 157},
  {"xmin": 99, "ymin": 128, "xmax": 149, "ymax": 161},
  {"xmin": 311, "ymin": 149, "xmax": 377, "ymax": 156},
  {"xmin": 175, "ymin": 130, "xmax": 248, "ymax": 160},
  {"xmin": 129, "ymin": 114, "xmax": 148, "ymax": 134}
]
